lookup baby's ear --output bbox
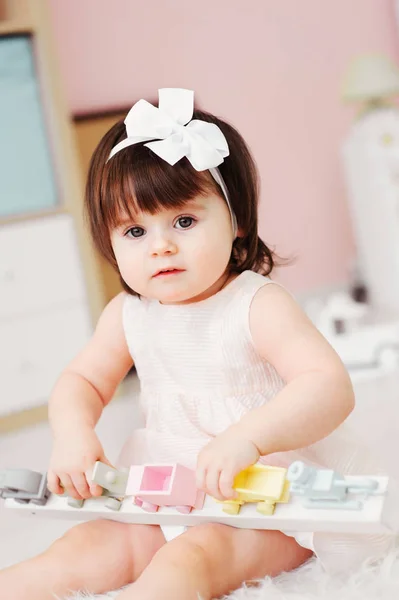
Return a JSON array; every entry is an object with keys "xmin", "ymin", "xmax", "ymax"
[{"xmin": 235, "ymin": 227, "xmax": 245, "ymax": 238}]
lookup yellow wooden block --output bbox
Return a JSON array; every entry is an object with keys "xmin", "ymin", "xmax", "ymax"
[
  {"xmin": 256, "ymin": 501, "xmax": 276, "ymax": 516},
  {"xmin": 234, "ymin": 464, "xmax": 288, "ymax": 503},
  {"xmin": 221, "ymin": 501, "xmax": 241, "ymax": 515},
  {"xmin": 218, "ymin": 464, "xmax": 290, "ymax": 516}
]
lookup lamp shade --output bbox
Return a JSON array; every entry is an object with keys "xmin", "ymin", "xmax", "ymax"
[{"xmin": 342, "ymin": 54, "xmax": 399, "ymax": 102}]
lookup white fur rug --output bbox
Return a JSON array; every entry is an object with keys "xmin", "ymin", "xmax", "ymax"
[{"xmin": 65, "ymin": 545, "xmax": 399, "ymax": 600}]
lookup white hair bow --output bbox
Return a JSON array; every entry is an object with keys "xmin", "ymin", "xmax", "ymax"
[
  {"xmin": 108, "ymin": 88, "xmax": 237, "ymax": 236},
  {"xmin": 108, "ymin": 88, "xmax": 229, "ymax": 171}
]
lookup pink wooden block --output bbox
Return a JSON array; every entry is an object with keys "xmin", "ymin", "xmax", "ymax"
[
  {"xmin": 126, "ymin": 465, "xmax": 145, "ymax": 494},
  {"xmin": 126, "ymin": 463, "xmax": 205, "ymax": 510}
]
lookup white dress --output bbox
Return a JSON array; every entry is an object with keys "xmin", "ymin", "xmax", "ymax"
[{"xmin": 118, "ymin": 270, "xmax": 395, "ymax": 572}]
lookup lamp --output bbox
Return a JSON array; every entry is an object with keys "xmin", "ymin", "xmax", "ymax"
[{"xmin": 341, "ymin": 53, "xmax": 399, "ymax": 112}]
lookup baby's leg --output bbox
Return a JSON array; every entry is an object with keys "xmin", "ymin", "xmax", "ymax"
[
  {"xmin": 118, "ymin": 523, "xmax": 313, "ymax": 600},
  {"xmin": 0, "ymin": 519, "xmax": 165, "ymax": 600}
]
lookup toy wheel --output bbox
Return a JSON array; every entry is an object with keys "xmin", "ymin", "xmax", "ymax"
[
  {"xmin": 175, "ymin": 505, "xmax": 192, "ymax": 514},
  {"xmin": 141, "ymin": 501, "xmax": 159, "ymax": 513},
  {"xmin": 256, "ymin": 501, "xmax": 275, "ymax": 515},
  {"xmin": 287, "ymin": 461, "xmax": 310, "ymax": 485},
  {"xmin": 105, "ymin": 497, "xmax": 122, "ymax": 512},
  {"xmin": 222, "ymin": 502, "xmax": 241, "ymax": 515},
  {"xmin": 67, "ymin": 497, "xmax": 84, "ymax": 509},
  {"xmin": 14, "ymin": 497, "xmax": 30, "ymax": 505},
  {"xmin": 30, "ymin": 497, "xmax": 47, "ymax": 506}
]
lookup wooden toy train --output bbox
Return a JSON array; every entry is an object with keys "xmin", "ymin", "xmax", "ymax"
[
  {"xmin": 0, "ymin": 460, "xmax": 381, "ymax": 514},
  {"xmin": 3, "ymin": 461, "xmax": 396, "ymax": 536}
]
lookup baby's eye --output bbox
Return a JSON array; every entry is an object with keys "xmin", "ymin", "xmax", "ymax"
[
  {"xmin": 125, "ymin": 226, "xmax": 145, "ymax": 238},
  {"xmin": 175, "ymin": 216, "xmax": 196, "ymax": 229}
]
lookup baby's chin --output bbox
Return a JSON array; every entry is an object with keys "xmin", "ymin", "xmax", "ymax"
[
  {"xmin": 156, "ymin": 292, "xmax": 198, "ymax": 305},
  {"xmin": 133, "ymin": 275, "xmax": 219, "ymax": 305},
  {"xmin": 134, "ymin": 285, "xmax": 194, "ymax": 305},
  {"xmin": 152, "ymin": 286, "xmax": 205, "ymax": 306}
]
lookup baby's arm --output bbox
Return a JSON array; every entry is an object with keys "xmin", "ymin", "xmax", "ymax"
[
  {"xmin": 47, "ymin": 292, "xmax": 133, "ymax": 498},
  {"xmin": 196, "ymin": 283, "xmax": 355, "ymax": 501},
  {"xmin": 240, "ymin": 283, "xmax": 355, "ymax": 454}
]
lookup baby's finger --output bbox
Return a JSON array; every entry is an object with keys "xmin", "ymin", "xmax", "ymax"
[
  {"xmin": 47, "ymin": 470, "xmax": 63, "ymax": 495},
  {"xmin": 59, "ymin": 473, "xmax": 81, "ymax": 500},
  {"xmin": 219, "ymin": 470, "xmax": 237, "ymax": 500},
  {"xmin": 89, "ymin": 482, "xmax": 104, "ymax": 497},
  {"xmin": 71, "ymin": 472, "xmax": 91, "ymax": 499},
  {"xmin": 206, "ymin": 469, "xmax": 223, "ymax": 501},
  {"xmin": 83, "ymin": 464, "xmax": 103, "ymax": 497}
]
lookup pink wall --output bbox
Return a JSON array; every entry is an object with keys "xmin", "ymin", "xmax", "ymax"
[{"xmin": 49, "ymin": 0, "xmax": 399, "ymax": 292}]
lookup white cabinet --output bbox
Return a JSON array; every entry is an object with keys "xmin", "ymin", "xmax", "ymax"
[{"xmin": 0, "ymin": 215, "xmax": 93, "ymax": 416}]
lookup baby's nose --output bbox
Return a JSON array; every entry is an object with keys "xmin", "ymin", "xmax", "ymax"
[{"xmin": 150, "ymin": 233, "xmax": 178, "ymax": 256}]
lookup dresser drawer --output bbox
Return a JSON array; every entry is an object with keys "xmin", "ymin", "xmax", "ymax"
[
  {"xmin": 0, "ymin": 304, "xmax": 92, "ymax": 415},
  {"xmin": 0, "ymin": 215, "xmax": 88, "ymax": 320}
]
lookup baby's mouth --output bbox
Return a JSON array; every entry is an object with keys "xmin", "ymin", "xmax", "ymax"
[{"xmin": 153, "ymin": 268, "xmax": 185, "ymax": 278}]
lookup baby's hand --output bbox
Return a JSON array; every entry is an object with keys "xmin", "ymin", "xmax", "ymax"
[
  {"xmin": 47, "ymin": 426, "xmax": 114, "ymax": 500},
  {"xmin": 196, "ymin": 426, "xmax": 260, "ymax": 501}
]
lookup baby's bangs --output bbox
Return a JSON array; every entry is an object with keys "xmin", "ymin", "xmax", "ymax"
[{"xmin": 103, "ymin": 144, "xmax": 217, "ymax": 228}]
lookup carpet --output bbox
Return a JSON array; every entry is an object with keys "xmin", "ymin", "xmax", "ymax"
[{"xmin": 65, "ymin": 544, "xmax": 399, "ymax": 600}]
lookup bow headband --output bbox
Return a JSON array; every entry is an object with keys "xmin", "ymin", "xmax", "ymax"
[{"xmin": 108, "ymin": 88, "xmax": 237, "ymax": 237}]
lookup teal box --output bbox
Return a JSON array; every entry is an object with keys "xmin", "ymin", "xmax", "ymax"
[{"xmin": 0, "ymin": 36, "xmax": 58, "ymax": 217}]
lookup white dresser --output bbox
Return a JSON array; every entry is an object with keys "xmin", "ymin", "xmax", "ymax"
[{"xmin": 0, "ymin": 215, "xmax": 93, "ymax": 414}]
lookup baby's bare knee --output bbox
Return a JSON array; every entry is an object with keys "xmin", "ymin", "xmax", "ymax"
[
  {"xmin": 178, "ymin": 524, "xmax": 234, "ymax": 584},
  {"xmin": 51, "ymin": 520, "xmax": 164, "ymax": 583},
  {"xmin": 160, "ymin": 537, "xmax": 210, "ymax": 576},
  {"xmin": 44, "ymin": 520, "xmax": 146, "ymax": 592},
  {"xmin": 157, "ymin": 525, "xmax": 224, "ymax": 586},
  {"xmin": 183, "ymin": 523, "xmax": 229, "ymax": 556},
  {"xmin": 51, "ymin": 521, "xmax": 132, "ymax": 572},
  {"xmin": 58, "ymin": 520, "xmax": 129, "ymax": 552}
]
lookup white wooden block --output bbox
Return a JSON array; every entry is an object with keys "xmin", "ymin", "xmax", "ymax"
[{"xmin": 4, "ymin": 476, "xmax": 398, "ymax": 535}]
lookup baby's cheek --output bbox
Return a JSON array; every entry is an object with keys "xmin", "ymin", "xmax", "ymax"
[{"xmin": 119, "ymin": 260, "xmax": 143, "ymax": 290}]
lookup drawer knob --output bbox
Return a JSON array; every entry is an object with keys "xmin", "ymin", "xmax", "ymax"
[
  {"xmin": 1, "ymin": 270, "xmax": 15, "ymax": 283},
  {"xmin": 19, "ymin": 360, "xmax": 35, "ymax": 373}
]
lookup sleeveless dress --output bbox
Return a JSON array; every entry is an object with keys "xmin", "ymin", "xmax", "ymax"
[{"xmin": 118, "ymin": 270, "xmax": 396, "ymax": 573}]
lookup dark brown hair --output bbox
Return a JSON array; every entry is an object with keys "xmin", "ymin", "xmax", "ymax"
[{"xmin": 84, "ymin": 105, "xmax": 279, "ymax": 295}]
